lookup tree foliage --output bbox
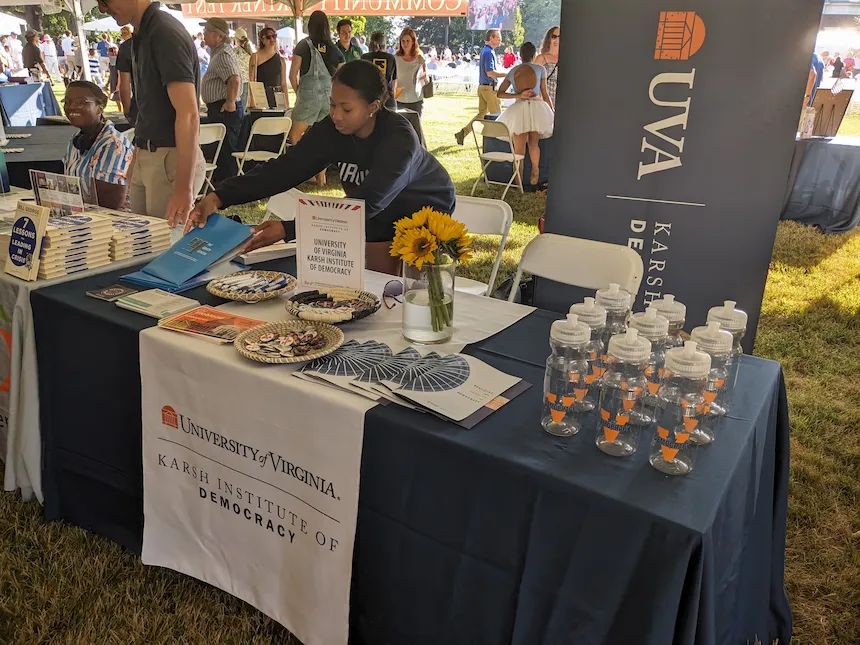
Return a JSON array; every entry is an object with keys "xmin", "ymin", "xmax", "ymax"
[{"xmin": 520, "ymin": 0, "xmax": 561, "ymax": 46}]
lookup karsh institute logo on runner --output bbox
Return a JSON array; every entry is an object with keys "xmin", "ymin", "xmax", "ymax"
[{"xmin": 654, "ymin": 11, "xmax": 706, "ymax": 60}]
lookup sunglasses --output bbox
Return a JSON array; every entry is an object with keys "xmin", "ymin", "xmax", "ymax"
[
  {"xmin": 383, "ymin": 280, "xmax": 404, "ymax": 309},
  {"xmin": 551, "ymin": 34, "xmax": 560, "ymax": 39}
]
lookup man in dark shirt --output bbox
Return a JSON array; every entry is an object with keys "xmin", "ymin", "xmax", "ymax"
[
  {"xmin": 22, "ymin": 30, "xmax": 52, "ymax": 84},
  {"xmin": 361, "ymin": 32, "xmax": 397, "ymax": 110},
  {"xmin": 335, "ymin": 20, "xmax": 362, "ymax": 63},
  {"xmin": 100, "ymin": 0, "xmax": 205, "ymax": 226}
]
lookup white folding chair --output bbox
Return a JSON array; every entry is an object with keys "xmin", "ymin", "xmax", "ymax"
[
  {"xmin": 508, "ymin": 234, "xmax": 644, "ymax": 303},
  {"xmin": 470, "ymin": 119, "xmax": 524, "ymax": 200},
  {"xmin": 232, "ymin": 116, "xmax": 292, "ymax": 175},
  {"xmin": 198, "ymin": 122, "xmax": 226, "ymax": 197},
  {"xmin": 262, "ymin": 188, "xmax": 303, "ymax": 222},
  {"xmin": 451, "ymin": 195, "xmax": 513, "ymax": 296},
  {"xmin": 122, "ymin": 127, "xmax": 134, "ymax": 141}
]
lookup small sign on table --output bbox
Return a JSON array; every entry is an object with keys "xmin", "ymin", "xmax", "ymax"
[{"xmin": 295, "ymin": 196, "xmax": 365, "ymax": 291}]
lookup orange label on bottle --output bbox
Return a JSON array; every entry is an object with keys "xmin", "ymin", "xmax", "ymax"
[
  {"xmin": 622, "ymin": 398, "xmax": 636, "ymax": 411},
  {"xmin": 683, "ymin": 417, "xmax": 699, "ymax": 432},
  {"xmin": 647, "ymin": 381, "xmax": 661, "ymax": 395},
  {"xmin": 574, "ymin": 388, "xmax": 588, "ymax": 401},
  {"xmin": 604, "ymin": 426, "xmax": 620, "ymax": 442},
  {"xmin": 600, "ymin": 408, "xmax": 610, "ymax": 421},
  {"xmin": 550, "ymin": 408, "xmax": 566, "ymax": 423}
]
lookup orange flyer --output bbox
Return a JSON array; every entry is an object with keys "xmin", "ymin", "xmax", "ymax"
[{"xmin": 158, "ymin": 306, "xmax": 265, "ymax": 344}]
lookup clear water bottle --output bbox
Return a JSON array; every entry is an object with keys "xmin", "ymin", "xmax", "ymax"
[
  {"xmin": 568, "ymin": 297, "xmax": 607, "ymax": 412},
  {"xmin": 649, "ymin": 341, "xmax": 711, "ymax": 475},
  {"xmin": 627, "ymin": 306, "xmax": 670, "ymax": 426},
  {"xmin": 595, "ymin": 328, "xmax": 651, "ymax": 457},
  {"xmin": 689, "ymin": 321, "xmax": 734, "ymax": 443},
  {"xmin": 541, "ymin": 313, "xmax": 592, "ymax": 437},
  {"xmin": 650, "ymin": 294, "xmax": 686, "ymax": 349},
  {"xmin": 595, "ymin": 283, "xmax": 632, "ymax": 348},
  {"xmin": 706, "ymin": 300, "xmax": 748, "ymax": 415}
]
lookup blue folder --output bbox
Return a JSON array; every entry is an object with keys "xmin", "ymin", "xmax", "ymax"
[{"xmin": 121, "ymin": 215, "xmax": 252, "ymax": 291}]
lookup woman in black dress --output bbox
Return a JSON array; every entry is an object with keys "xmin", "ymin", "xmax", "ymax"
[{"xmin": 249, "ymin": 26, "xmax": 288, "ymax": 108}]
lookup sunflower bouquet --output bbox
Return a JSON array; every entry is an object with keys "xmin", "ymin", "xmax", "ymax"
[{"xmin": 390, "ymin": 207, "xmax": 472, "ymax": 334}]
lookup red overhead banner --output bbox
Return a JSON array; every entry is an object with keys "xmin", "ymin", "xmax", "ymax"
[{"xmin": 182, "ymin": 0, "xmax": 468, "ymax": 19}]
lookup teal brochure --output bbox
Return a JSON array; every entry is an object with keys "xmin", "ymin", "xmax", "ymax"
[{"xmin": 131, "ymin": 215, "xmax": 251, "ymax": 287}]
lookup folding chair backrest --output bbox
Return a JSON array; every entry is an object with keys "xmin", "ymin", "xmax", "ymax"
[
  {"xmin": 472, "ymin": 119, "xmax": 511, "ymax": 142},
  {"xmin": 199, "ymin": 122, "xmax": 226, "ymax": 146},
  {"xmin": 250, "ymin": 116, "xmax": 292, "ymax": 138},
  {"xmin": 452, "ymin": 195, "xmax": 513, "ymax": 236},
  {"xmin": 509, "ymin": 233, "xmax": 644, "ymax": 302},
  {"xmin": 263, "ymin": 188, "xmax": 302, "ymax": 222},
  {"xmin": 123, "ymin": 127, "xmax": 134, "ymax": 141},
  {"xmin": 452, "ymin": 195, "xmax": 513, "ymax": 296}
]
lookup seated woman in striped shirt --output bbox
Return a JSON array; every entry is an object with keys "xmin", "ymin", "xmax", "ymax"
[{"xmin": 62, "ymin": 81, "xmax": 133, "ymax": 210}]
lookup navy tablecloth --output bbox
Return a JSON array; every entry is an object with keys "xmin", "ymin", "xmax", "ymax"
[
  {"xmin": 781, "ymin": 136, "xmax": 860, "ymax": 232},
  {"xmin": 31, "ymin": 260, "xmax": 791, "ymax": 645},
  {"xmin": 0, "ymin": 83, "xmax": 61, "ymax": 127}
]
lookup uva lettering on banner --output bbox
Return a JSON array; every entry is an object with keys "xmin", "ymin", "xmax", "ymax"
[{"xmin": 543, "ymin": 1, "xmax": 825, "ymax": 351}]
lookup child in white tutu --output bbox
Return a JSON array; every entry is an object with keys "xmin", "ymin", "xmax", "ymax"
[{"xmin": 496, "ymin": 42, "xmax": 554, "ymax": 187}]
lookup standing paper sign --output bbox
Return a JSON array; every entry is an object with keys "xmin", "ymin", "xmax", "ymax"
[
  {"xmin": 249, "ymin": 81, "xmax": 269, "ymax": 108},
  {"xmin": 4, "ymin": 202, "xmax": 49, "ymax": 281},
  {"xmin": 296, "ymin": 196, "xmax": 365, "ymax": 291}
]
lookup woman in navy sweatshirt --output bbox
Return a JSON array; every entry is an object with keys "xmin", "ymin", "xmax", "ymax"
[{"xmin": 187, "ymin": 60, "xmax": 455, "ymax": 272}]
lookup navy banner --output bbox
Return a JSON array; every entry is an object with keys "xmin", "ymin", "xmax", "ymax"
[{"xmin": 541, "ymin": 2, "xmax": 825, "ymax": 351}]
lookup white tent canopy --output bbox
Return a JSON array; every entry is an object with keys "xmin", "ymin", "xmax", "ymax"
[
  {"xmin": 82, "ymin": 7, "xmax": 203, "ymax": 36},
  {"xmin": 0, "ymin": 11, "xmax": 27, "ymax": 35}
]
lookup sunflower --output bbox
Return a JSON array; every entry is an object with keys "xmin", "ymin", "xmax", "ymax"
[
  {"xmin": 427, "ymin": 212, "xmax": 465, "ymax": 243},
  {"xmin": 398, "ymin": 227, "xmax": 438, "ymax": 269}
]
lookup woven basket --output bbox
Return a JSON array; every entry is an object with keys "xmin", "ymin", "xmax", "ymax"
[
  {"xmin": 285, "ymin": 288, "xmax": 381, "ymax": 323},
  {"xmin": 207, "ymin": 271, "xmax": 297, "ymax": 303},
  {"xmin": 234, "ymin": 320, "xmax": 344, "ymax": 364}
]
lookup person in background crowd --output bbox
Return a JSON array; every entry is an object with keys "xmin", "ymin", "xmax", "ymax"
[
  {"xmin": 809, "ymin": 52, "xmax": 825, "ymax": 106},
  {"xmin": 831, "ymin": 53, "xmax": 845, "ymax": 79},
  {"xmin": 496, "ymin": 41, "xmax": 554, "ymax": 189},
  {"xmin": 453, "ymin": 29, "xmax": 503, "ymax": 145},
  {"xmin": 358, "ymin": 35, "xmax": 368, "ymax": 54},
  {"xmin": 335, "ymin": 19, "xmax": 362, "ymax": 63},
  {"xmin": 100, "ymin": 0, "xmax": 206, "ymax": 225},
  {"xmin": 290, "ymin": 10, "xmax": 344, "ymax": 186},
  {"xmin": 107, "ymin": 45, "xmax": 121, "ymax": 111},
  {"xmin": 197, "ymin": 37, "xmax": 210, "ymax": 76},
  {"xmin": 0, "ymin": 39, "xmax": 10, "ymax": 77},
  {"xmin": 188, "ymin": 60, "xmax": 455, "ymax": 275},
  {"xmin": 233, "ymin": 28, "xmax": 252, "ymax": 110},
  {"xmin": 23, "ymin": 30, "xmax": 52, "ymax": 84},
  {"xmin": 41, "ymin": 34, "xmax": 61, "ymax": 84},
  {"xmin": 60, "ymin": 30, "xmax": 74, "ymax": 76},
  {"xmin": 844, "ymin": 51, "xmax": 856, "ymax": 78},
  {"xmin": 362, "ymin": 31, "xmax": 397, "ymax": 110},
  {"xmin": 201, "ymin": 17, "xmax": 242, "ymax": 183},
  {"xmin": 534, "ymin": 25, "xmax": 559, "ymax": 112},
  {"xmin": 116, "ymin": 25, "xmax": 134, "ymax": 120},
  {"xmin": 97, "ymin": 33, "xmax": 111, "ymax": 58},
  {"xmin": 62, "ymin": 80, "xmax": 133, "ymax": 209},
  {"xmin": 87, "ymin": 47, "xmax": 103, "ymax": 86},
  {"xmin": 502, "ymin": 46, "xmax": 515, "ymax": 68},
  {"xmin": 250, "ymin": 26, "xmax": 288, "ymax": 108},
  {"xmin": 9, "ymin": 33, "xmax": 23, "ymax": 71},
  {"xmin": 394, "ymin": 27, "xmax": 427, "ymax": 117}
]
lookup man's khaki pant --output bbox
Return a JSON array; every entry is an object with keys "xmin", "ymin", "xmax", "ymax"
[
  {"xmin": 459, "ymin": 84, "xmax": 502, "ymax": 138},
  {"xmin": 130, "ymin": 147, "xmax": 206, "ymax": 219}
]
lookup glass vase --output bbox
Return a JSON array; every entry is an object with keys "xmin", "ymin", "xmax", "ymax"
[{"xmin": 402, "ymin": 257, "xmax": 455, "ymax": 344}]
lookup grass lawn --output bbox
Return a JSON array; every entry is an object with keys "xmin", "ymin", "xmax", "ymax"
[{"xmin": 0, "ymin": 94, "xmax": 857, "ymax": 645}]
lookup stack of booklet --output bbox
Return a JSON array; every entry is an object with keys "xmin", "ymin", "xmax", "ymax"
[
  {"xmin": 115, "ymin": 289, "xmax": 200, "ymax": 319},
  {"xmin": 104, "ymin": 212, "xmax": 172, "ymax": 261},
  {"xmin": 295, "ymin": 341, "xmax": 531, "ymax": 429},
  {"xmin": 36, "ymin": 212, "xmax": 114, "ymax": 279}
]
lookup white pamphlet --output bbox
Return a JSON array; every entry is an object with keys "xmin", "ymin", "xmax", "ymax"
[{"xmin": 295, "ymin": 195, "xmax": 365, "ymax": 291}]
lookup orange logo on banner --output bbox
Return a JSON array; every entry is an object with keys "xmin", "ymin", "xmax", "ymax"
[
  {"xmin": 161, "ymin": 405, "xmax": 179, "ymax": 428},
  {"xmin": 654, "ymin": 11, "xmax": 706, "ymax": 60}
]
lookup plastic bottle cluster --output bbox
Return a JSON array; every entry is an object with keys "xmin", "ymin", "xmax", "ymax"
[{"xmin": 541, "ymin": 285, "xmax": 748, "ymax": 476}]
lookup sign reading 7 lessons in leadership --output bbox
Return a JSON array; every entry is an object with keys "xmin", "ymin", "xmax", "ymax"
[{"xmin": 296, "ymin": 196, "xmax": 365, "ymax": 291}]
